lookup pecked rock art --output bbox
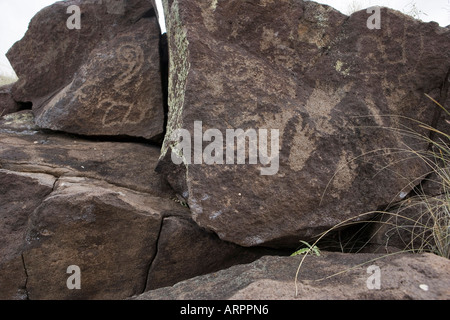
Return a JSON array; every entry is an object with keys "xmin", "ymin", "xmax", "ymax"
[
  {"xmin": 158, "ymin": 0, "xmax": 450, "ymax": 247},
  {"xmin": 33, "ymin": 18, "xmax": 163, "ymax": 140}
]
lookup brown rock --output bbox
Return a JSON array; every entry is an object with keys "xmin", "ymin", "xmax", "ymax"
[
  {"xmin": 158, "ymin": 0, "xmax": 450, "ymax": 247},
  {"xmin": 34, "ymin": 18, "xmax": 164, "ymax": 140},
  {"xmin": 0, "ymin": 170, "xmax": 55, "ymax": 300},
  {"xmin": 3, "ymin": 175, "xmax": 267, "ymax": 300},
  {"xmin": 0, "ymin": 84, "xmax": 20, "ymax": 116},
  {"xmin": 368, "ymin": 196, "xmax": 449, "ymax": 256},
  {"xmin": 133, "ymin": 252, "xmax": 450, "ymax": 300},
  {"xmin": 23, "ymin": 177, "xmax": 179, "ymax": 299},
  {"xmin": 0, "ymin": 117, "xmax": 269, "ymax": 299},
  {"xmin": 7, "ymin": 0, "xmax": 164, "ymax": 140},
  {"xmin": 30, "ymin": 177, "xmax": 171, "ymax": 299}
]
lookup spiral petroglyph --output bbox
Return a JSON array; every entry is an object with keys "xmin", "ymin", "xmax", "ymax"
[
  {"xmin": 115, "ymin": 44, "xmax": 145, "ymax": 89},
  {"xmin": 12, "ymin": 9, "xmax": 164, "ymax": 140}
]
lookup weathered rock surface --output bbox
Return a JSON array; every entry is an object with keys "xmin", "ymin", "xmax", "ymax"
[
  {"xmin": 0, "ymin": 115, "xmax": 268, "ymax": 299},
  {"xmin": 0, "ymin": 170, "xmax": 55, "ymax": 300},
  {"xmin": 367, "ymin": 196, "xmax": 449, "ymax": 255},
  {"xmin": 0, "ymin": 111, "xmax": 170, "ymax": 195},
  {"xmin": 158, "ymin": 0, "xmax": 450, "ymax": 247},
  {"xmin": 146, "ymin": 215, "xmax": 268, "ymax": 290},
  {"xmin": 7, "ymin": 0, "xmax": 164, "ymax": 140},
  {"xmin": 2, "ymin": 0, "xmax": 449, "ymax": 301},
  {"xmin": 23, "ymin": 176, "xmax": 169, "ymax": 299},
  {"xmin": 134, "ymin": 252, "xmax": 450, "ymax": 300},
  {"xmin": 0, "ymin": 84, "xmax": 20, "ymax": 116}
]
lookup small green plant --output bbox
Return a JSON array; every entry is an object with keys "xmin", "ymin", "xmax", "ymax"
[
  {"xmin": 172, "ymin": 195, "xmax": 189, "ymax": 208},
  {"xmin": 291, "ymin": 240, "xmax": 321, "ymax": 257}
]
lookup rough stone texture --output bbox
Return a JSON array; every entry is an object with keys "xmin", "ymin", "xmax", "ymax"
[
  {"xmin": 368, "ymin": 196, "xmax": 449, "ymax": 255},
  {"xmin": 134, "ymin": 252, "xmax": 450, "ymax": 300},
  {"xmin": 0, "ymin": 170, "xmax": 55, "ymax": 300},
  {"xmin": 0, "ymin": 117, "xmax": 268, "ymax": 300},
  {"xmin": 146, "ymin": 216, "xmax": 270, "ymax": 290},
  {"xmin": 7, "ymin": 0, "xmax": 164, "ymax": 140},
  {"xmin": 0, "ymin": 84, "xmax": 20, "ymax": 116},
  {"xmin": 0, "ymin": 111, "xmax": 171, "ymax": 196},
  {"xmin": 3, "ymin": 175, "xmax": 266, "ymax": 300},
  {"xmin": 23, "ymin": 176, "xmax": 176, "ymax": 300},
  {"xmin": 158, "ymin": 0, "xmax": 450, "ymax": 247}
]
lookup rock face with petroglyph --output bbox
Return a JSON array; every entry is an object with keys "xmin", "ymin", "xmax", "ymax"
[
  {"xmin": 7, "ymin": 0, "xmax": 164, "ymax": 140},
  {"xmin": 2, "ymin": 0, "xmax": 450, "ymax": 301},
  {"xmin": 0, "ymin": 84, "xmax": 20, "ymax": 117},
  {"xmin": 158, "ymin": 0, "xmax": 450, "ymax": 247},
  {"xmin": 0, "ymin": 1, "xmax": 270, "ymax": 300}
]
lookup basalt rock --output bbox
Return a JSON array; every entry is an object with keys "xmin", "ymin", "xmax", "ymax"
[
  {"xmin": 22, "ymin": 176, "xmax": 176, "ymax": 299},
  {"xmin": 0, "ymin": 84, "xmax": 20, "ymax": 116},
  {"xmin": 0, "ymin": 170, "xmax": 56, "ymax": 300},
  {"xmin": 0, "ymin": 115, "xmax": 267, "ymax": 299},
  {"xmin": 158, "ymin": 0, "xmax": 450, "ymax": 247},
  {"xmin": 134, "ymin": 252, "xmax": 450, "ymax": 300},
  {"xmin": 7, "ymin": 0, "xmax": 164, "ymax": 140},
  {"xmin": 0, "ymin": 111, "xmax": 170, "ymax": 195}
]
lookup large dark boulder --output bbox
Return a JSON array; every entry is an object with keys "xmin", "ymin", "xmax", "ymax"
[
  {"xmin": 7, "ymin": 0, "xmax": 164, "ymax": 140},
  {"xmin": 158, "ymin": 0, "xmax": 450, "ymax": 247}
]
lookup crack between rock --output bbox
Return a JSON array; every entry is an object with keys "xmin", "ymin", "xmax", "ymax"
[
  {"xmin": 141, "ymin": 217, "xmax": 166, "ymax": 294},
  {"xmin": 51, "ymin": 176, "xmax": 59, "ymax": 192},
  {"xmin": 0, "ymin": 165, "xmax": 163, "ymax": 195},
  {"xmin": 20, "ymin": 253, "xmax": 29, "ymax": 300}
]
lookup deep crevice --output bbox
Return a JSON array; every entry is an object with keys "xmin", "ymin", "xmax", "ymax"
[
  {"xmin": 141, "ymin": 217, "xmax": 165, "ymax": 294},
  {"xmin": 38, "ymin": 128, "xmax": 163, "ymax": 148},
  {"xmin": 20, "ymin": 253, "xmax": 29, "ymax": 300},
  {"xmin": 134, "ymin": 7, "xmax": 156, "ymax": 23}
]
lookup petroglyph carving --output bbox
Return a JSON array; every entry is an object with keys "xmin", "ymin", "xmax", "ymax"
[{"xmin": 74, "ymin": 42, "xmax": 147, "ymax": 127}]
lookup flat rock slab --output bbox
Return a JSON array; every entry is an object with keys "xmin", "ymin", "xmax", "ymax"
[
  {"xmin": 0, "ymin": 170, "xmax": 56, "ymax": 300},
  {"xmin": 23, "ymin": 176, "xmax": 171, "ymax": 299},
  {"xmin": 134, "ymin": 252, "xmax": 450, "ymax": 300}
]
